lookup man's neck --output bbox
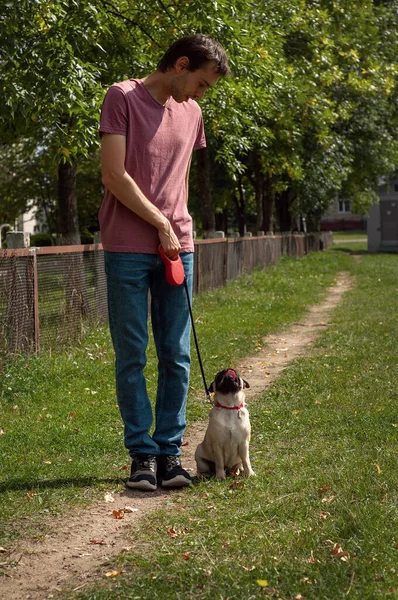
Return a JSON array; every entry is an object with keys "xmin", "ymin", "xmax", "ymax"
[{"xmin": 141, "ymin": 71, "xmax": 170, "ymax": 106}]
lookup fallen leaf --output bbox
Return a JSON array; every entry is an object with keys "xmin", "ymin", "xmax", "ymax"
[
  {"xmin": 321, "ymin": 495, "xmax": 335, "ymax": 504},
  {"xmin": 120, "ymin": 465, "xmax": 128, "ymax": 471},
  {"xmin": 319, "ymin": 485, "xmax": 331, "ymax": 494},
  {"xmin": 123, "ymin": 506, "xmax": 139, "ymax": 513},
  {"xmin": 302, "ymin": 577, "xmax": 312, "ymax": 584},
  {"xmin": 43, "ymin": 460, "xmax": 52, "ymax": 464},
  {"xmin": 307, "ymin": 551, "xmax": 320, "ymax": 564},
  {"xmin": 372, "ymin": 463, "xmax": 381, "ymax": 475},
  {"xmin": 182, "ymin": 552, "xmax": 191, "ymax": 560},
  {"xmin": 229, "ymin": 481, "xmax": 244, "ymax": 489},
  {"xmin": 181, "ymin": 441, "xmax": 189, "ymax": 446},
  {"xmin": 320, "ymin": 511, "xmax": 330, "ymax": 520},
  {"xmin": 256, "ymin": 580, "xmax": 269, "ymax": 587},
  {"xmin": 168, "ymin": 527, "xmax": 178, "ymax": 538},
  {"xmin": 326, "ymin": 540, "xmax": 350, "ymax": 561},
  {"xmin": 295, "ymin": 594, "xmax": 305, "ymax": 600},
  {"xmin": 104, "ymin": 493, "xmax": 115, "ymax": 503},
  {"xmin": 0, "ymin": 429, "xmax": 5, "ymax": 435},
  {"xmin": 89, "ymin": 539, "xmax": 106, "ymax": 545},
  {"xmin": 105, "ymin": 570, "xmax": 123, "ymax": 577},
  {"xmin": 112, "ymin": 509, "xmax": 124, "ymax": 519},
  {"xmin": 242, "ymin": 565, "xmax": 255, "ymax": 571},
  {"xmin": 0, "ymin": 547, "xmax": 7, "ymax": 553}
]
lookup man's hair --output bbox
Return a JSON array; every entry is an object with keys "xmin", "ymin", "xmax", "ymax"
[{"xmin": 157, "ymin": 34, "xmax": 231, "ymax": 76}]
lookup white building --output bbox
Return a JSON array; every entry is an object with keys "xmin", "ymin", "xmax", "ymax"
[{"xmin": 16, "ymin": 204, "xmax": 48, "ymax": 234}]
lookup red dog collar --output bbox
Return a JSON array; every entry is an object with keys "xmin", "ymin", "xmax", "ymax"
[{"xmin": 215, "ymin": 402, "xmax": 244, "ymax": 410}]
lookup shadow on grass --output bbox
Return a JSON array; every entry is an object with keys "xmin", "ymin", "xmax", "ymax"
[
  {"xmin": 0, "ymin": 477, "xmax": 123, "ymax": 493},
  {"xmin": 332, "ymin": 247, "xmax": 369, "ymax": 255}
]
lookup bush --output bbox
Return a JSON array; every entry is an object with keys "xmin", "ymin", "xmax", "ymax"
[
  {"xmin": 30, "ymin": 233, "xmax": 56, "ymax": 247},
  {"xmin": 81, "ymin": 228, "xmax": 94, "ymax": 244}
]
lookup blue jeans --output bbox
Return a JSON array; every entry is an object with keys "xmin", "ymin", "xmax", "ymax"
[{"xmin": 104, "ymin": 251, "xmax": 193, "ymax": 458}]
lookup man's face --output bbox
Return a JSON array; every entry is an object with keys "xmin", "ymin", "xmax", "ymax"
[{"xmin": 170, "ymin": 60, "xmax": 220, "ymax": 103}]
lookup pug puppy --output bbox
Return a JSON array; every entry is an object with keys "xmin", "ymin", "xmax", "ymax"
[{"xmin": 195, "ymin": 369, "xmax": 255, "ymax": 480}]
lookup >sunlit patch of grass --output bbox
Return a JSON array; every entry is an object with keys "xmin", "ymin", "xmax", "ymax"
[
  {"xmin": 65, "ymin": 250, "xmax": 398, "ymax": 600},
  {"xmin": 1, "ymin": 249, "xmax": 351, "ymax": 545}
]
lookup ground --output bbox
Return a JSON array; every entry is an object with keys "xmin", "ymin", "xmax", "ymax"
[{"xmin": 1, "ymin": 272, "xmax": 353, "ymax": 600}]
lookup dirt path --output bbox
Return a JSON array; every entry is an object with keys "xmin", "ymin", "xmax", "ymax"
[{"xmin": 1, "ymin": 272, "xmax": 354, "ymax": 600}]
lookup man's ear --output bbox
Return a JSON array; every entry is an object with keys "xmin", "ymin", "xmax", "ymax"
[{"xmin": 175, "ymin": 56, "xmax": 190, "ymax": 72}]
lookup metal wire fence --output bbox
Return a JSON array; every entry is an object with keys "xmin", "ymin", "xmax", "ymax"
[{"xmin": 0, "ymin": 233, "xmax": 332, "ymax": 359}]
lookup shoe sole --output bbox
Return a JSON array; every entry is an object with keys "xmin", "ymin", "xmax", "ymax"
[
  {"xmin": 126, "ymin": 480, "xmax": 157, "ymax": 491},
  {"xmin": 160, "ymin": 475, "xmax": 191, "ymax": 488}
]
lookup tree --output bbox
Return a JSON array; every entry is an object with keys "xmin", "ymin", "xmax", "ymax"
[
  {"xmin": 1, "ymin": 0, "xmax": 110, "ymax": 242},
  {"xmin": 1, "ymin": 0, "xmax": 398, "ymax": 238}
]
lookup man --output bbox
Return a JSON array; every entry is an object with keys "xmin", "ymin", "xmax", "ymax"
[{"xmin": 99, "ymin": 35, "xmax": 230, "ymax": 491}]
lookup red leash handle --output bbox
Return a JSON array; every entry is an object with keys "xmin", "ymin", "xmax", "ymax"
[{"xmin": 158, "ymin": 245, "xmax": 185, "ymax": 286}]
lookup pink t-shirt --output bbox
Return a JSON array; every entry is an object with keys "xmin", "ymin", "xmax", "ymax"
[{"xmin": 98, "ymin": 79, "xmax": 206, "ymax": 253}]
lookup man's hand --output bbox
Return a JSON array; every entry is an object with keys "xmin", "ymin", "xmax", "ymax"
[{"xmin": 158, "ymin": 219, "xmax": 181, "ymax": 258}]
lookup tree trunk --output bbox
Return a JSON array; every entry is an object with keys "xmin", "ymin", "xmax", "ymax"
[
  {"xmin": 262, "ymin": 176, "xmax": 274, "ymax": 232},
  {"xmin": 235, "ymin": 175, "xmax": 246, "ymax": 236},
  {"xmin": 274, "ymin": 188, "xmax": 293, "ymax": 232},
  {"xmin": 250, "ymin": 150, "xmax": 264, "ymax": 232},
  {"xmin": 215, "ymin": 207, "xmax": 228, "ymax": 234},
  {"xmin": 196, "ymin": 147, "xmax": 215, "ymax": 234},
  {"xmin": 58, "ymin": 158, "xmax": 80, "ymax": 245}
]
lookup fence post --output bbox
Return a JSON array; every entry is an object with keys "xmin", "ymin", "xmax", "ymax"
[
  {"xmin": 30, "ymin": 248, "xmax": 40, "ymax": 353},
  {"xmin": 6, "ymin": 231, "xmax": 30, "ymax": 249},
  {"xmin": 93, "ymin": 232, "xmax": 107, "ymax": 320},
  {"xmin": 5, "ymin": 232, "xmax": 37, "ymax": 353}
]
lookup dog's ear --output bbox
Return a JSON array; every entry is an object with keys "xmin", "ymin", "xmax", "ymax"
[
  {"xmin": 208, "ymin": 380, "xmax": 216, "ymax": 393},
  {"xmin": 242, "ymin": 378, "xmax": 250, "ymax": 389}
]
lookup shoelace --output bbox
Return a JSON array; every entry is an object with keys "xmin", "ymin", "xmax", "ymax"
[
  {"xmin": 138, "ymin": 457, "xmax": 156, "ymax": 470},
  {"xmin": 164, "ymin": 456, "xmax": 180, "ymax": 468}
]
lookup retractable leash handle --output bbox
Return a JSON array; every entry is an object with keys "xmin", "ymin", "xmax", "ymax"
[
  {"xmin": 158, "ymin": 245, "xmax": 211, "ymax": 403},
  {"xmin": 158, "ymin": 245, "xmax": 185, "ymax": 286}
]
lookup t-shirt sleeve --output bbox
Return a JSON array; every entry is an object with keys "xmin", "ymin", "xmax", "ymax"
[
  {"xmin": 99, "ymin": 85, "xmax": 128, "ymax": 137},
  {"xmin": 193, "ymin": 112, "xmax": 206, "ymax": 150}
]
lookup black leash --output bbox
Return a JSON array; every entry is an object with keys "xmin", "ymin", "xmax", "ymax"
[
  {"xmin": 183, "ymin": 278, "xmax": 212, "ymax": 403},
  {"xmin": 158, "ymin": 245, "xmax": 211, "ymax": 403}
]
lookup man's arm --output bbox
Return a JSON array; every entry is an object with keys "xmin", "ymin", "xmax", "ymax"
[{"xmin": 101, "ymin": 133, "xmax": 181, "ymax": 257}]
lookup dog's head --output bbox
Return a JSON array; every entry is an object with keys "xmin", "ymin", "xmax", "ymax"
[{"xmin": 208, "ymin": 368, "xmax": 250, "ymax": 395}]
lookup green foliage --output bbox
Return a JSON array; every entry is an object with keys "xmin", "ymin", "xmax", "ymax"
[{"xmin": 30, "ymin": 233, "xmax": 55, "ymax": 247}]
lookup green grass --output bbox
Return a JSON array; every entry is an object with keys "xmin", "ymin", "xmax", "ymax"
[
  {"xmin": 61, "ymin": 248, "xmax": 397, "ymax": 600},
  {"xmin": 1, "ymin": 247, "xmax": 398, "ymax": 599},
  {"xmin": 0, "ymin": 250, "xmax": 350, "ymax": 543},
  {"xmin": 332, "ymin": 230, "xmax": 367, "ymax": 240}
]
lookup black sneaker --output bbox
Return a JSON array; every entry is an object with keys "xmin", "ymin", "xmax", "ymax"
[
  {"xmin": 126, "ymin": 454, "xmax": 157, "ymax": 491},
  {"xmin": 158, "ymin": 455, "xmax": 191, "ymax": 488}
]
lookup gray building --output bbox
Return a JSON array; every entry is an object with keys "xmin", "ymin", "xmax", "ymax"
[{"xmin": 368, "ymin": 175, "xmax": 398, "ymax": 253}]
